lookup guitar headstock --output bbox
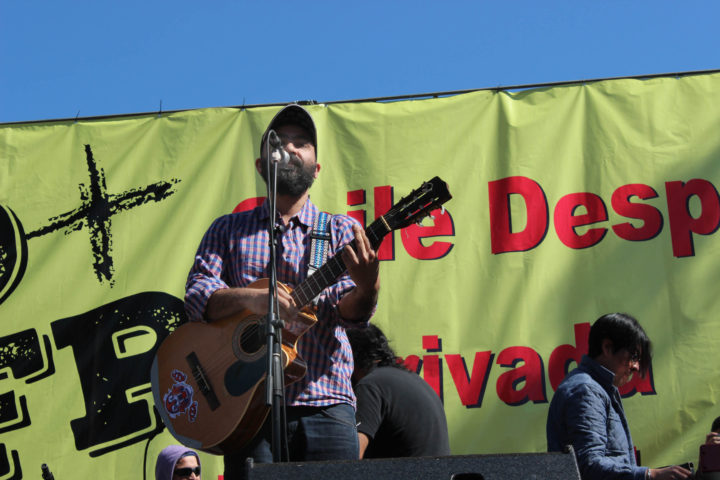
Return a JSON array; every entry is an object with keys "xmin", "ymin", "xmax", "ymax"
[
  {"xmin": 299, "ymin": 176, "xmax": 451, "ymax": 301},
  {"xmin": 382, "ymin": 176, "xmax": 452, "ymax": 231}
]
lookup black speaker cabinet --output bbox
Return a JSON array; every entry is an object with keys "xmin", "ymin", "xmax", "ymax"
[{"xmin": 244, "ymin": 451, "xmax": 581, "ymax": 480}]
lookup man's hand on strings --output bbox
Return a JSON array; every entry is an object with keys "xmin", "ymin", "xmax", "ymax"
[{"xmin": 342, "ymin": 224, "xmax": 380, "ymax": 298}]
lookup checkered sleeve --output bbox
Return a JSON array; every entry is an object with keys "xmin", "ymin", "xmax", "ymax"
[
  {"xmin": 316, "ymin": 214, "xmax": 375, "ymax": 328},
  {"xmin": 184, "ymin": 215, "xmax": 231, "ymax": 322}
]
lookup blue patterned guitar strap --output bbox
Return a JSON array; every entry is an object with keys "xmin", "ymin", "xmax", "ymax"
[{"xmin": 308, "ymin": 211, "xmax": 332, "ymax": 306}]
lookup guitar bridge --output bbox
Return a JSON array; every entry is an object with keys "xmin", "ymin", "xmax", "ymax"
[{"xmin": 186, "ymin": 352, "xmax": 220, "ymax": 411}]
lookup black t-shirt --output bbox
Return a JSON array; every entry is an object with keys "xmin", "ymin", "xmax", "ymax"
[{"xmin": 354, "ymin": 366, "xmax": 451, "ymax": 458}]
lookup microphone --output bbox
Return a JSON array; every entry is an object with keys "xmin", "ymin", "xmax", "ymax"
[{"xmin": 267, "ymin": 130, "xmax": 289, "ymax": 164}]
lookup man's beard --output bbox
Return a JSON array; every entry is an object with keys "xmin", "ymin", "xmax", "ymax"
[{"xmin": 259, "ymin": 155, "xmax": 316, "ymax": 196}]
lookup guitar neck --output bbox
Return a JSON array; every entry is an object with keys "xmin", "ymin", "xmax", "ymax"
[{"xmin": 291, "ymin": 217, "xmax": 389, "ymax": 307}]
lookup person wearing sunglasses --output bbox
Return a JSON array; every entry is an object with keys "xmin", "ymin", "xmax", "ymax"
[
  {"xmin": 155, "ymin": 445, "xmax": 201, "ymax": 480},
  {"xmin": 547, "ymin": 313, "xmax": 692, "ymax": 480}
]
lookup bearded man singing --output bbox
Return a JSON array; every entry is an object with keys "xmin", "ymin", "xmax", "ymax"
[{"xmin": 184, "ymin": 104, "xmax": 380, "ymax": 478}]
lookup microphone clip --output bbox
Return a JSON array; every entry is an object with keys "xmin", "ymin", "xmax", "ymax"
[{"xmin": 267, "ymin": 129, "xmax": 289, "ymax": 164}]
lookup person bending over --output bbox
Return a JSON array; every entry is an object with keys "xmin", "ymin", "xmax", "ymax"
[
  {"xmin": 347, "ymin": 324, "xmax": 450, "ymax": 458},
  {"xmin": 547, "ymin": 313, "xmax": 691, "ymax": 480}
]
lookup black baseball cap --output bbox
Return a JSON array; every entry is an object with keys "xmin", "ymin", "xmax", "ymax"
[{"xmin": 260, "ymin": 104, "xmax": 317, "ymax": 153}]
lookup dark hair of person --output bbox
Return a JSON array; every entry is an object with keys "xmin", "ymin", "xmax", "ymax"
[
  {"xmin": 588, "ymin": 312, "xmax": 652, "ymax": 377},
  {"xmin": 346, "ymin": 324, "xmax": 407, "ymax": 372},
  {"xmin": 711, "ymin": 416, "xmax": 720, "ymax": 433}
]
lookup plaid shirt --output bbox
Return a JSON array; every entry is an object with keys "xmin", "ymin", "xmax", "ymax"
[{"xmin": 184, "ymin": 198, "xmax": 371, "ymax": 408}]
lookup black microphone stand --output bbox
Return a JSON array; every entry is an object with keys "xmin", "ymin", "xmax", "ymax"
[{"xmin": 263, "ymin": 131, "xmax": 289, "ymax": 463}]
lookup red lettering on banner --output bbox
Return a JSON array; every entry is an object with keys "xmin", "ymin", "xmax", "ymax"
[
  {"xmin": 619, "ymin": 365, "xmax": 656, "ymax": 396},
  {"xmin": 403, "ymin": 354, "xmax": 421, "ymax": 373},
  {"xmin": 496, "ymin": 346, "xmax": 547, "ymax": 405},
  {"xmin": 374, "ymin": 186, "xmax": 395, "ymax": 260},
  {"xmin": 611, "ymin": 184, "xmax": 662, "ymax": 241},
  {"xmin": 346, "ymin": 189, "xmax": 366, "ymax": 226},
  {"xmin": 423, "ymin": 335, "xmax": 441, "ymax": 351},
  {"xmin": 553, "ymin": 193, "xmax": 608, "ymax": 249},
  {"xmin": 233, "ymin": 197, "xmax": 265, "ymax": 213},
  {"xmin": 348, "ymin": 184, "xmax": 455, "ymax": 261},
  {"xmin": 446, "ymin": 351, "xmax": 493, "ymax": 407},
  {"xmin": 488, "ymin": 176, "xmax": 548, "ymax": 253},
  {"xmin": 420, "ymin": 335, "xmax": 443, "ymax": 397},
  {"xmin": 422, "ymin": 354, "xmax": 443, "ymax": 398},
  {"xmin": 548, "ymin": 323, "xmax": 590, "ymax": 391},
  {"xmin": 401, "ymin": 209, "xmax": 455, "ymax": 259},
  {"xmin": 489, "ymin": 176, "xmax": 720, "ymax": 257},
  {"xmin": 665, "ymin": 179, "xmax": 720, "ymax": 257},
  {"xmin": 405, "ymin": 323, "xmax": 655, "ymax": 407},
  {"xmin": 348, "ymin": 186, "xmax": 395, "ymax": 259}
]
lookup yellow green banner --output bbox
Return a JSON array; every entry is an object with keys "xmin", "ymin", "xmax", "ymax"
[{"xmin": 1, "ymin": 72, "xmax": 719, "ymax": 478}]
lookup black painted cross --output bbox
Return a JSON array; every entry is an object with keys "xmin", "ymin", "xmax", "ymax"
[{"xmin": 27, "ymin": 144, "xmax": 181, "ymax": 286}]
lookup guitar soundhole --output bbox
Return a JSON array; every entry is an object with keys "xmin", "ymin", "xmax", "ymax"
[
  {"xmin": 232, "ymin": 316, "xmax": 266, "ymax": 361},
  {"xmin": 240, "ymin": 323, "xmax": 263, "ymax": 353}
]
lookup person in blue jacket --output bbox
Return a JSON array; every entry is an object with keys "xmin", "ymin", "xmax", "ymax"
[{"xmin": 547, "ymin": 312, "xmax": 691, "ymax": 480}]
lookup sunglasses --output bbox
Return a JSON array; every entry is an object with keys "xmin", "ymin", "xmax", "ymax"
[{"xmin": 174, "ymin": 466, "xmax": 201, "ymax": 477}]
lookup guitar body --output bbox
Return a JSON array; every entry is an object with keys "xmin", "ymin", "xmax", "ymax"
[{"xmin": 151, "ymin": 279, "xmax": 316, "ymax": 454}]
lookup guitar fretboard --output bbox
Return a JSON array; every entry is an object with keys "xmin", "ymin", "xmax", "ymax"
[{"xmin": 291, "ymin": 218, "xmax": 388, "ymax": 307}]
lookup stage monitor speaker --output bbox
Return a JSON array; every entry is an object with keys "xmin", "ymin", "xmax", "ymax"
[{"xmin": 244, "ymin": 450, "xmax": 581, "ymax": 480}]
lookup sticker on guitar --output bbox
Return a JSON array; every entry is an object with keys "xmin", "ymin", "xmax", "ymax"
[{"xmin": 163, "ymin": 369, "xmax": 199, "ymax": 422}]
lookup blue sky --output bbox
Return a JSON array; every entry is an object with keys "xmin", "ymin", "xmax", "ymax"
[{"xmin": 1, "ymin": 1, "xmax": 718, "ymax": 124}]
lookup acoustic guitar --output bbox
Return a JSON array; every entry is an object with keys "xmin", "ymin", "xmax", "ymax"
[{"xmin": 150, "ymin": 176, "xmax": 451, "ymax": 454}]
